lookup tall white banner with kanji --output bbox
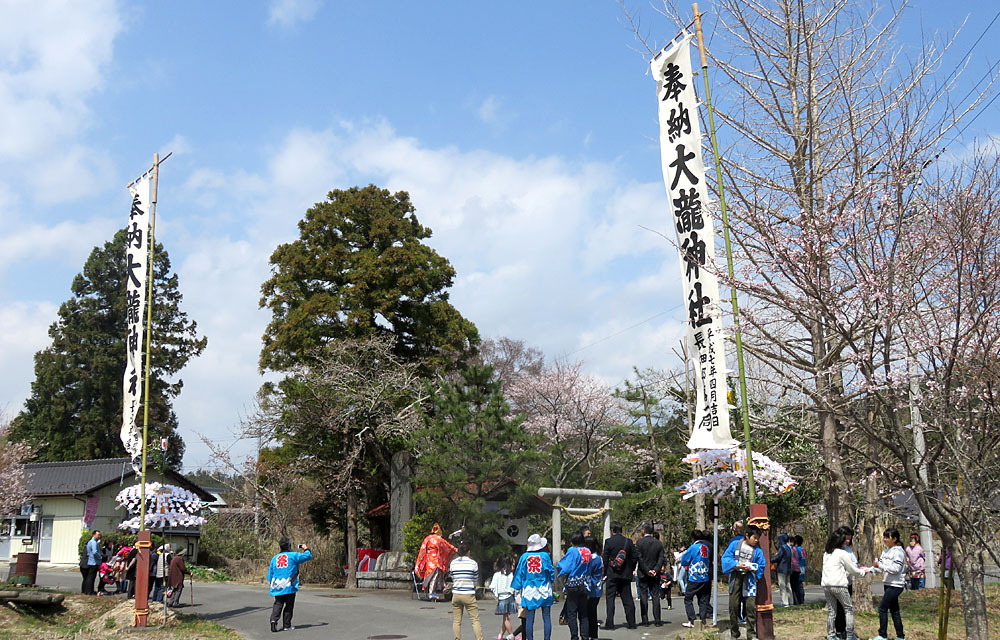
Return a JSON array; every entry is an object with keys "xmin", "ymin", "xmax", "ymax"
[
  {"xmin": 121, "ymin": 176, "xmax": 150, "ymax": 471},
  {"xmin": 651, "ymin": 36, "xmax": 737, "ymax": 450}
]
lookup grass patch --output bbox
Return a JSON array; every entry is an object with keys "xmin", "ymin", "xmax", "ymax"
[
  {"xmin": 0, "ymin": 591, "xmax": 241, "ymax": 639},
  {"xmin": 189, "ymin": 564, "xmax": 234, "ymax": 582},
  {"xmin": 675, "ymin": 584, "xmax": 1000, "ymax": 639}
]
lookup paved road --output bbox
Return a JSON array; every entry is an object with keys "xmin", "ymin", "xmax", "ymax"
[{"xmin": 36, "ymin": 566, "xmax": 839, "ymax": 640}]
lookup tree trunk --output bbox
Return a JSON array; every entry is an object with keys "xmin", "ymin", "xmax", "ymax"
[
  {"xmin": 812, "ymin": 323, "xmax": 849, "ymax": 531},
  {"xmin": 954, "ymin": 545, "xmax": 991, "ymax": 640},
  {"xmin": 852, "ymin": 464, "xmax": 878, "ymax": 614},
  {"xmin": 345, "ymin": 486, "xmax": 358, "ymax": 589}
]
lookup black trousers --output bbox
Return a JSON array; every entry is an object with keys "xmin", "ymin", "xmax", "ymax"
[
  {"xmin": 834, "ymin": 582, "xmax": 853, "ymax": 638},
  {"xmin": 271, "ymin": 592, "xmax": 296, "ymax": 628},
  {"xmin": 80, "ymin": 565, "xmax": 97, "ymax": 595},
  {"xmin": 586, "ymin": 596, "xmax": 599, "ymax": 639},
  {"xmin": 728, "ymin": 573, "xmax": 756, "ymax": 638},
  {"xmin": 684, "ymin": 581, "xmax": 712, "ymax": 623},
  {"xmin": 604, "ymin": 578, "xmax": 636, "ymax": 628},
  {"xmin": 637, "ymin": 575, "xmax": 661, "ymax": 623}
]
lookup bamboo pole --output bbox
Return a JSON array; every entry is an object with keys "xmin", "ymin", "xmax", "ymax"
[{"xmin": 691, "ymin": 5, "xmax": 773, "ymax": 638}]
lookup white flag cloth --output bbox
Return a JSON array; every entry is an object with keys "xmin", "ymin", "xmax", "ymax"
[
  {"xmin": 121, "ymin": 176, "xmax": 151, "ymax": 472},
  {"xmin": 651, "ymin": 36, "xmax": 738, "ymax": 450}
]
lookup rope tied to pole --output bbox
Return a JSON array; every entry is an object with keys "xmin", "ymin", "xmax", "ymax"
[{"xmin": 556, "ymin": 505, "xmax": 611, "ymax": 523}]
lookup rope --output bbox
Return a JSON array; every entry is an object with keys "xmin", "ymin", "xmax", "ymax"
[
  {"xmin": 133, "ymin": 607, "xmax": 150, "ymax": 625},
  {"xmin": 747, "ymin": 516, "xmax": 770, "ymax": 530},
  {"xmin": 556, "ymin": 505, "xmax": 611, "ymax": 523}
]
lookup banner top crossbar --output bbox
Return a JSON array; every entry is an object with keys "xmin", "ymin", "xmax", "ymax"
[{"xmin": 126, "ymin": 151, "xmax": 172, "ymax": 189}]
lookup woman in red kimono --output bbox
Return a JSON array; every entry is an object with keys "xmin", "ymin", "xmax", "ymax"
[{"xmin": 414, "ymin": 523, "xmax": 457, "ymax": 600}]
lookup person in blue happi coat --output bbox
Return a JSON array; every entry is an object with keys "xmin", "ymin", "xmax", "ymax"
[
  {"xmin": 556, "ymin": 531, "xmax": 593, "ymax": 640},
  {"xmin": 680, "ymin": 529, "xmax": 713, "ymax": 628},
  {"xmin": 512, "ymin": 534, "xmax": 555, "ymax": 640},
  {"xmin": 722, "ymin": 524, "xmax": 766, "ymax": 639},
  {"xmin": 267, "ymin": 537, "xmax": 312, "ymax": 633}
]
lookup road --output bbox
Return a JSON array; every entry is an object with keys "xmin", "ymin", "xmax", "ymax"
[{"xmin": 35, "ymin": 566, "xmax": 843, "ymax": 640}]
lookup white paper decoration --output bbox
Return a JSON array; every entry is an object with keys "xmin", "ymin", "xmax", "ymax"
[
  {"xmin": 115, "ymin": 482, "xmax": 206, "ymax": 530},
  {"xmin": 678, "ymin": 447, "xmax": 796, "ymax": 499}
]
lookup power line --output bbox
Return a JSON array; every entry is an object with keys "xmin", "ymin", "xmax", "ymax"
[{"xmin": 563, "ymin": 305, "xmax": 682, "ymax": 357}]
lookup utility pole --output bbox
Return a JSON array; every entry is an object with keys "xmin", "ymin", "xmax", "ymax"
[{"xmin": 909, "ymin": 358, "xmax": 936, "ymax": 588}]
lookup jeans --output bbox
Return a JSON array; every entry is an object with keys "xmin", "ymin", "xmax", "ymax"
[
  {"xmin": 729, "ymin": 572, "xmax": 755, "ymax": 638},
  {"xmin": 878, "ymin": 585, "xmax": 904, "ymax": 639},
  {"xmin": 825, "ymin": 586, "xmax": 854, "ymax": 639},
  {"xmin": 271, "ymin": 592, "xmax": 296, "ymax": 629},
  {"xmin": 150, "ymin": 576, "xmax": 164, "ymax": 601},
  {"xmin": 637, "ymin": 575, "xmax": 661, "ymax": 623},
  {"xmin": 605, "ymin": 578, "xmax": 636, "ymax": 627},
  {"xmin": 684, "ymin": 581, "xmax": 712, "ymax": 623},
  {"xmin": 910, "ymin": 575, "xmax": 925, "ymax": 590},
  {"xmin": 451, "ymin": 592, "xmax": 483, "ymax": 640},
  {"xmin": 564, "ymin": 591, "xmax": 588, "ymax": 640},
  {"xmin": 586, "ymin": 596, "xmax": 599, "ymax": 639},
  {"xmin": 524, "ymin": 606, "xmax": 551, "ymax": 640}
]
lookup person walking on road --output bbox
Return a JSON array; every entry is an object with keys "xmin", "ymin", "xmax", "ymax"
[
  {"xmin": 166, "ymin": 549, "xmax": 190, "ymax": 608},
  {"xmin": 635, "ymin": 523, "xmax": 665, "ymax": 626},
  {"xmin": 490, "ymin": 555, "xmax": 516, "ymax": 640},
  {"xmin": 415, "ymin": 523, "xmax": 458, "ymax": 601},
  {"xmin": 680, "ymin": 529, "xmax": 713, "ymax": 629},
  {"xmin": 555, "ymin": 531, "xmax": 592, "ymax": 640},
  {"xmin": 602, "ymin": 522, "xmax": 638, "ymax": 630},
  {"xmin": 511, "ymin": 534, "xmax": 555, "ymax": 640},
  {"xmin": 266, "ymin": 538, "xmax": 312, "ymax": 633},
  {"xmin": 80, "ymin": 530, "xmax": 101, "ymax": 595},
  {"xmin": 450, "ymin": 541, "xmax": 484, "ymax": 640},
  {"xmin": 584, "ymin": 536, "xmax": 603, "ymax": 640}
]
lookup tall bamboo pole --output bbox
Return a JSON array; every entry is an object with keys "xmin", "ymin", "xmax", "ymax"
[{"xmin": 691, "ymin": 6, "xmax": 773, "ymax": 638}]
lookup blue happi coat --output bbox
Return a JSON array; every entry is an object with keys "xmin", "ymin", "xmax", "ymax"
[
  {"xmin": 588, "ymin": 553, "xmax": 604, "ymax": 598},
  {"xmin": 680, "ymin": 541, "xmax": 712, "ymax": 584},
  {"xmin": 721, "ymin": 537, "xmax": 766, "ymax": 597},
  {"xmin": 267, "ymin": 549, "xmax": 313, "ymax": 596},
  {"xmin": 556, "ymin": 545, "xmax": 593, "ymax": 591},
  {"xmin": 512, "ymin": 551, "xmax": 555, "ymax": 609}
]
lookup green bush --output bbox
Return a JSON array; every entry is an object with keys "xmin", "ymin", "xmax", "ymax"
[
  {"xmin": 197, "ymin": 516, "xmax": 268, "ymax": 568},
  {"xmin": 403, "ymin": 512, "xmax": 435, "ymax": 558}
]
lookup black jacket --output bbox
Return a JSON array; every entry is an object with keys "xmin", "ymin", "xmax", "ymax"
[
  {"xmin": 635, "ymin": 535, "xmax": 665, "ymax": 578},
  {"xmin": 603, "ymin": 533, "xmax": 638, "ymax": 580}
]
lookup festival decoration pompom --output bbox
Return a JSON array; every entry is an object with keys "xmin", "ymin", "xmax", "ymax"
[
  {"xmin": 677, "ymin": 447, "xmax": 796, "ymax": 499},
  {"xmin": 115, "ymin": 482, "xmax": 206, "ymax": 530}
]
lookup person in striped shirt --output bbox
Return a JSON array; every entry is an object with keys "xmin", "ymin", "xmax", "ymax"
[{"xmin": 450, "ymin": 541, "xmax": 483, "ymax": 640}]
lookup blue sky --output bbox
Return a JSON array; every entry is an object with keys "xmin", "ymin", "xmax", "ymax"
[{"xmin": 1, "ymin": 0, "xmax": 997, "ymax": 471}]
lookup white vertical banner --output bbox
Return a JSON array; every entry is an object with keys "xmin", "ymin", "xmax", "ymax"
[
  {"xmin": 121, "ymin": 176, "xmax": 151, "ymax": 472},
  {"xmin": 651, "ymin": 36, "xmax": 737, "ymax": 450}
]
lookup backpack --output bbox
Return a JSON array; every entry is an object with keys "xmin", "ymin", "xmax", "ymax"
[{"xmin": 610, "ymin": 548, "xmax": 628, "ymax": 571}]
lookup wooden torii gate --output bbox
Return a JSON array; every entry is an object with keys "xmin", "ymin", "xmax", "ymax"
[{"xmin": 537, "ymin": 488, "xmax": 623, "ymax": 563}]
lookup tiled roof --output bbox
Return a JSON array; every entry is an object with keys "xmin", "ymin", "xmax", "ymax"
[{"xmin": 22, "ymin": 457, "xmax": 214, "ymax": 501}]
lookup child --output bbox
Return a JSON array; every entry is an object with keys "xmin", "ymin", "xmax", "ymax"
[
  {"xmin": 822, "ymin": 528, "xmax": 869, "ymax": 640},
  {"xmin": 491, "ymin": 555, "xmax": 517, "ymax": 640},
  {"xmin": 722, "ymin": 524, "xmax": 766, "ymax": 640},
  {"xmin": 870, "ymin": 528, "xmax": 907, "ymax": 640},
  {"xmin": 659, "ymin": 563, "xmax": 674, "ymax": 610}
]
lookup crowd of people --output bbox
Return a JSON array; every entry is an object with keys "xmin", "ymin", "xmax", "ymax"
[
  {"xmin": 412, "ymin": 519, "xmax": 939, "ymax": 640},
  {"xmin": 78, "ymin": 529, "xmax": 190, "ymax": 607}
]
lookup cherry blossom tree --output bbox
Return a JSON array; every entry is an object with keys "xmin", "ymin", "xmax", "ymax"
[
  {"xmin": 0, "ymin": 417, "xmax": 34, "ymax": 516},
  {"xmin": 508, "ymin": 361, "xmax": 635, "ymax": 489}
]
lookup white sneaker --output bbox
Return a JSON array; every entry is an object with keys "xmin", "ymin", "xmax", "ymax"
[{"xmin": 682, "ymin": 621, "xmax": 694, "ymax": 628}]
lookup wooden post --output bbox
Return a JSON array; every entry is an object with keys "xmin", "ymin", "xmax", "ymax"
[
  {"xmin": 552, "ymin": 498, "xmax": 562, "ymax": 564},
  {"xmin": 134, "ymin": 530, "xmax": 151, "ymax": 626},
  {"xmin": 750, "ymin": 504, "xmax": 775, "ymax": 640}
]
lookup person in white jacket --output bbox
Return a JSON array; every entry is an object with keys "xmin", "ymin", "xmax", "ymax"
[
  {"xmin": 869, "ymin": 528, "xmax": 907, "ymax": 640},
  {"xmin": 822, "ymin": 529, "xmax": 870, "ymax": 640}
]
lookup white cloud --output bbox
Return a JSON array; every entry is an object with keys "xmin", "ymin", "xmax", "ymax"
[
  {"xmin": 267, "ymin": 0, "xmax": 322, "ymax": 27},
  {"xmin": 477, "ymin": 95, "xmax": 501, "ymax": 124},
  {"xmin": 0, "ymin": 301, "xmax": 59, "ymax": 416}
]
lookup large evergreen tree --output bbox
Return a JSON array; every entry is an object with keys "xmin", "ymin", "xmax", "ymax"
[
  {"xmin": 11, "ymin": 228, "xmax": 206, "ymax": 468},
  {"xmin": 259, "ymin": 184, "xmax": 479, "ymax": 373},
  {"xmin": 410, "ymin": 364, "xmax": 540, "ymax": 564}
]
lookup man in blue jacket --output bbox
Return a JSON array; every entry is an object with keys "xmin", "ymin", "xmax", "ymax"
[
  {"xmin": 722, "ymin": 524, "xmax": 766, "ymax": 639},
  {"xmin": 267, "ymin": 537, "xmax": 312, "ymax": 633},
  {"xmin": 556, "ymin": 531, "xmax": 592, "ymax": 640},
  {"xmin": 81, "ymin": 530, "xmax": 102, "ymax": 595},
  {"xmin": 680, "ymin": 529, "xmax": 712, "ymax": 629}
]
